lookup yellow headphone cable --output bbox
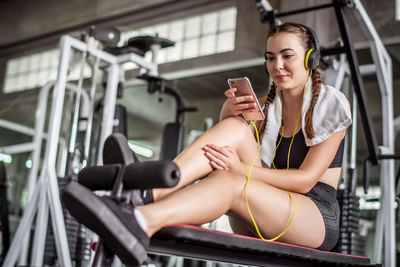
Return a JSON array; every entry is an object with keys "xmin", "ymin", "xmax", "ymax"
[{"xmin": 244, "ymin": 71, "xmax": 312, "ymax": 242}]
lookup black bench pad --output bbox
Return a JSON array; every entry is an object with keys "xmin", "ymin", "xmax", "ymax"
[{"xmin": 150, "ymin": 224, "xmax": 379, "ymax": 267}]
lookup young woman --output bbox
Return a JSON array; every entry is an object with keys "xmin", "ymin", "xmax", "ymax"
[{"xmin": 62, "ymin": 22, "xmax": 352, "ymax": 265}]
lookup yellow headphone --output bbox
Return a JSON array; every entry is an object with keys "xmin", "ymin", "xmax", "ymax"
[{"xmin": 265, "ymin": 25, "xmax": 320, "ymax": 71}]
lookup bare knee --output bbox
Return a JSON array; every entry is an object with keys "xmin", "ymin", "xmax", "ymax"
[
  {"xmin": 218, "ymin": 117, "xmax": 255, "ymax": 143},
  {"xmin": 207, "ymin": 170, "xmax": 247, "ymax": 199},
  {"xmin": 220, "ymin": 116, "xmax": 249, "ymax": 133}
]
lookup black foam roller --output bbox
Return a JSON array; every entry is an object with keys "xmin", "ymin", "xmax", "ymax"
[
  {"xmin": 78, "ymin": 164, "xmax": 119, "ymax": 190},
  {"xmin": 123, "ymin": 160, "xmax": 180, "ymax": 189}
]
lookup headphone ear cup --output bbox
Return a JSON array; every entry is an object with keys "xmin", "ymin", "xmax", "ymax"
[{"xmin": 306, "ymin": 50, "xmax": 320, "ymax": 70}]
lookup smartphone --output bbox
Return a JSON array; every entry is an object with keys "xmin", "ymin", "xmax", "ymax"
[{"xmin": 227, "ymin": 77, "xmax": 265, "ymax": 121}]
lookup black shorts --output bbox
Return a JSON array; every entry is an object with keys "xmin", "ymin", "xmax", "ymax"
[{"xmin": 304, "ymin": 182, "xmax": 340, "ymax": 251}]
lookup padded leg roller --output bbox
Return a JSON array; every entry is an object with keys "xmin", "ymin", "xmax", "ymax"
[{"xmin": 78, "ymin": 161, "xmax": 180, "ymax": 190}]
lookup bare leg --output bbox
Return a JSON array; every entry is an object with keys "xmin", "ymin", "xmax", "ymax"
[
  {"xmin": 140, "ymin": 116, "xmax": 325, "ymax": 248},
  {"xmin": 139, "ymin": 169, "xmax": 326, "ymax": 248},
  {"xmin": 154, "ymin": 117, "xmax": 257, "ymax": 200}
]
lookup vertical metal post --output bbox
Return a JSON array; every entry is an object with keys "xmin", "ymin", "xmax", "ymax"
[
  {"xmin": 30, "ymin": 35, "xmax": 73, "ymax": 267},
  {"xmin": 68, "ymin": 52, "xmax": 87, "ymax": 154},
  {"xmin": 96, "ymin": 63, "xmax": 120, "ymax": 165},
  {"xmin": 351, "ymin": 1, "xmax": 395, "ymax": 265},
  {"xmin": 31, "ymin": 180, "xmax": 50, "ymax": 263},
  {"xmin": 332, "ymin": 0, "xmax": 379, "ymax": 164},
  {"xmin": 18, "ymin": 82, "xmax": 53, "ymax": 265}
]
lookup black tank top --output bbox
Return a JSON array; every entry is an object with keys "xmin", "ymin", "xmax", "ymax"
[{"xmin": 273, "ymin": 130, "xmax": 345, "ymax": 169}]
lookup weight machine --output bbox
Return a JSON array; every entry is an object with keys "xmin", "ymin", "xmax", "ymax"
[{"xmin": 3, "ymin": 28, "xmax": 173, "ymax": 267}]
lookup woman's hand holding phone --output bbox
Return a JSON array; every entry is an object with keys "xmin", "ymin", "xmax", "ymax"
[{"xmin": 223, "ymin": 87, "xmax": 258, "ymax": 116}]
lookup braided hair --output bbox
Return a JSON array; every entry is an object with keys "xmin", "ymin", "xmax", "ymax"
[{"xmin": 258, "ymin": 22, "xmax": 322, "ymax": 140}]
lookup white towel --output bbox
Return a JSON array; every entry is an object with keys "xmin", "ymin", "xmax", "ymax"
[{"xmin": 259, "ymin": 81, "xmax": 352, "ymax": 167}]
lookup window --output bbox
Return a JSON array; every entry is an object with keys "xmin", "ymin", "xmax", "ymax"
[
  {"xmin": 4, "ymin": 49, "xmax": 59, "ymax": 93},
  {"xmin": 120, "ymin": 6, "xmax": 237, "ymax": 70},
  {"xmin": 2, "ymin": 7, "xmax": 238, "ymax": 93}
]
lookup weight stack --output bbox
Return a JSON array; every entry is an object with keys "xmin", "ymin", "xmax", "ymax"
[
  {"xmin": 44, "ymin": 177, "xmax": 91, "ymax": 265},
  {"xmin": 333, "ymin": 189, "xmax": 366, "ymax": 256}
]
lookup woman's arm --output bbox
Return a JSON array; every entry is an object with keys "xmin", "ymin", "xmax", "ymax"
[
  {"xmin": 204, "ymin": 129, "xmax": 345, "ymax": 194},
  {"xmin": 251, "ymin": 129, "xmax": 345, "ymax": 193}
]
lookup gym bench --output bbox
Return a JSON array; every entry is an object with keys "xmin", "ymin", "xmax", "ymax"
[
  {"xmin": 151, "ymin": 225, "xmax": 377, "ymax": 267},
  {"xmin": 75, "ymin": 161, "xmax": 380, "ymax": 267}
]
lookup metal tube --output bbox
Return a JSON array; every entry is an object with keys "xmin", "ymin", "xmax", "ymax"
[
  {"xmin": 116, "ymin": 52, "xmax": 157, "ymax": 74},
  {"xmin": 68, "ymin": 50, "xmax": 87, "ymax": 153},
  {"xmin": 18, "ymin": 82, "xmax": 53, "ymax": 265},
  {"xmin": 352, "ymin": 1, "xmax": 395, "ymax": 265},
  {"xmin": 84, "ymin": 56, "xmax": 101, "ymax": 162},
  {"xmin": 349, "ymin": 84, "xmax": 358, "ymax": 170},
  {"xmin": 150, "ymin": 43, "xmax": 161, "ymax": 77},
  {"xmin": 96, "ymin": 63, "xmax": 120, "ymax": 165},
  {"xmin": 0, "ymin": 118, "xmax": 38, "ymax": 136},
  {"xmin": 0, "ymin": 143, "xmax": 36, "ymax": 154},
  {"xmin": 31, "ymin": 35, "xmax": 73, "ymax": 267},
  {"xmin": 333, "ymin": 0, "xmax": 379, "ymax": 164},
  {"xmin": 30, "ymin": 178, "xmax": 49, "ymax": 264}
]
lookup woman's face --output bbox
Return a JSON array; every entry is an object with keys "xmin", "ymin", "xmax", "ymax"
[{"xmin": 265, "ymin": 32, "xmax": 309, "ymax": 92}]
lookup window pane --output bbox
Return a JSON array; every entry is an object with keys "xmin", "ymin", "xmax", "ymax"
[
  {"xmin": 30, "ymin": 54, "xmax": 41, "ymax": 71},
  {"xmin": 185, "ymin": 17, "xmax": 201, "ymax": 39},
  {"xmin": 19, "ymin": 57, "xmax": 29, "ymax": 73},
  {"xmin": 49, "ymin": 68, "xmax": 57, "ymax": 81},
  {"xmin": 26, "ymin": 72, "xmax": 37, "ymax": 89},
  {"xmin": 140, "ymin": 27, "xmax": 155, "ymax": 36},
  {"xmin": 40, "ymin": 52, "xmax": 51, "ymax": 69},
  {"xmin": 6, "ymin": 59, "xmax": 19, "ymax": 75},
  {"xmin": 217, "ymin": 31, "xmax": 235, "ymax": 52},
  {"xmin": 202, "ymin": 13, "xmax": 218, "ymax": 35},
  {"xmin": 16, "ymin": 75, "xmax": 26, "ymax": 90},
  {"xmin": 219, "ymin": 8, "xmax": 237, "ymax": 31},
  {"xmin": 4, "ymin": 77, "xmax": 16, "ymax": 93},
  {"xmin": 154, "ymin": 24, "xmax": 169, "ymax": 38},
  {"xmin": 38, "ymin": 70, "xmax": 49, "ymax": 85},
  {"xmin": 200, "ymin": 35, "xmax": 216, "ymax": 56},
  {"xmin": 183, "ymin": 39, "xmax": 199, "ymax": 59},
  {"xmin": 50, "ymin": 50, "xmax": 59, "ymax": 68},
  {"xmin": 166, "ymin": 41, "xmax": 182, "ymax": 61},
  {"xmin": 169, "ymin": 21, "xmax": 184, "ymax": 41}
]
